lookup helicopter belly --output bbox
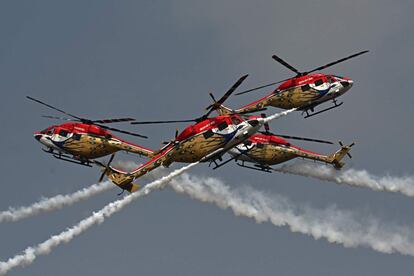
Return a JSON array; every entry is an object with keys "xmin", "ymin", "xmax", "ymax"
[
  {"xmin": 233, "ymin": 144, "xmax": 297, "ymax": 165},
  {"xmin": 172, "ymin": 133, "xmax": 227, "ymax": 163},
  {"xmin": 270, "ymin": 87, "xmax": 322, "ymax": 109},
  {"xmin": 62, "ymin": 135, "xmax": 117, "ymax": 159}
]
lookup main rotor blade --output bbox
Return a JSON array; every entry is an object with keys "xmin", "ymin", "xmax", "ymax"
[
  {"xmin": 272, "ymin": 54, "xmax": 301, "ymax": 75},
  {"xmin": 92, "ymin": 118, "xmax": 135, "ymax": 124},
  {"xmin": 202, "ymin": 74, "xmax": 249, "ymax": 119},
  {"xmin": 305, "ymin": 50, "xmax": 369, "ymax": 74},
  {"xmin": 218, "ymin": 74, "xmax": 249, "ymax": 104},
  {"xmin": 235, "ymin": 77, "xmax": 292, "ymax": 96},
  {"xmin": 27, "ymin": 96, "xmax": 83, "ymax": 121},
  {"xmin": 41, "ymin": 115, "xmax": 74, "ymax": 121},
  {"xmin": 131, "ymin": 119, "xmax": 196, "ymax": 125},
  {"xmin": 274, "ymin": 134, "xmax": 333, "ymax": 144},
  {"xmin": 97, "ymin": 124, "xmax": 148, "ymax": 139}
]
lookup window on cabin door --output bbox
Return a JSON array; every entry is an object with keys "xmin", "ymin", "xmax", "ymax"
[
  {"xmin": 59, "ymin": 129, "xmax": 69, "ymax": 137},
  {"xmin": 301, "ymin": 84, "xmax": 310, "ymax": 91},
  {"xmin": 314, "ymin": 79, "xmax": 324, "ymax": 86},
  {"xmin": 217, "ymin": 122, "xmax": 228, "ymax": 131}
]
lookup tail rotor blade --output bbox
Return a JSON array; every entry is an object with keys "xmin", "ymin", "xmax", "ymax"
[
  {"xmin": 98, "ymin": 171, "xmax": 106, "ymax": 183},
  {"xmin": 98, "ymin": 154, "xmax": 115, "ymax": 182}
]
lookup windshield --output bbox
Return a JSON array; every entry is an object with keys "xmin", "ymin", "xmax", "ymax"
[
  {"xmin": 41, "ymin": 127, "xmax": 54, "ymax": 135},
  {"xmin": 231, "ymin": 116, "xmax": 242, "ymax": 125}
]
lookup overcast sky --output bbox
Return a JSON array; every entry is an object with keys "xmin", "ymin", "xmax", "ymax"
[{"xmin": 1, "ymin": 1, "xmax": 414, "ymax": 275}]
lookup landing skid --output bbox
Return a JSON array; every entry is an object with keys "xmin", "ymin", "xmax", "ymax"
[
  {"xmin": 303, "ymin": 100, "xmax": 343, "ymax": 118},
  {"xmin": 210, "ymin": 146, "xmax": 255, "ymax": 170},
  {"xmin": 236, "ymin": 161, "xmax": 272, "ymax": 173},
  {"xmin": 42, "ymin": 148, "xmax": 92, "ymax": 167},
  {"xmin": 211, "ymin": 154, "xmax": 237, "ymax": 170}
]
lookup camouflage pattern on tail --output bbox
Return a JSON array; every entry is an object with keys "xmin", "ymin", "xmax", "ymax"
[
  {"xmin": 95, "ymin": 161, "xmax": 140, "ymax": 193},
  {"xmin": 111, "ymin": 140, "xmax": 155, "ymax": 158},
  {"xmin": 327, "ymin": 142, "xmax": 355, "ymax": 169},
  {"xmin": 105, "ymin": 167, "xmax": 140, "ymax": 192}
]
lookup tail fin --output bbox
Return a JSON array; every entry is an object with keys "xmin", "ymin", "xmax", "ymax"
[
  {"xmin": 216, "ymin": 104, "xmax": 235, "ymax": 115},
  {"xmin": 328, "ymin": 141, "xmax": 355, "ymax": 169},
  {"xmin": 95, "ymin": 161, "xmax": 140, "ymax": 193},
  {"xmin": 105, "ymin": 167, "xmax": 140, "ymax": 192}
]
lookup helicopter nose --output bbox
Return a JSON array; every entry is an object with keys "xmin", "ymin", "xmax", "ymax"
[
  {"xmin": 340, "ymin": 79, "xmax": 353, "ymax": 88},
  {"xmin": 247, "ymin": 119, "xmax": 260, "ymax": 127},
  {"xmin": 34, "ymin": 133, "xmax": 42, "ymax": 141}
]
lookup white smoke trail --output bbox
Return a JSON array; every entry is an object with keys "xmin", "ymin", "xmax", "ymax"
[
  {"xmin": 0, "ymin": 162, "xmax": 198, "ymax": 275},
  {"xmin": 170, "ymin": 174, "xmax": 414, "ymax": 256},
  {"xmin": 272, "ymin": 162, "xmax": 414, "ymax": 197},
  {"xmin": 265, "ymin": 108, "xmax": 297, "ymax": 122},
  {"xmin": 0, "ymin": 182, "xmax": 113, "ymax": 223}
]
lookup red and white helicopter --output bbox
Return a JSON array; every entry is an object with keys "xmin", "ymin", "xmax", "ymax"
[
  {"xmin": 226, "ymin": 115, "xmax": 354, "ymax": 172},
  {"xmin": 27, "ymin": 96, "xmax": 154, "ymax": 167},
  {"xmin": 223, "ymin": 50, "xmax": 368, "ymax": 118}
]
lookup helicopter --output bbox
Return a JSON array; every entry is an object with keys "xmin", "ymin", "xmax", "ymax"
[
  {"xmin": 220, "ymin": 50, "xmax": 368, "ymax": 118},
  {"xmin": 225, "ymin": 115, "xmax": 354, "ymax": 172},
  {"xmin": 95, "ymin": 75, "xmax": 296, "ymax": 193},
  {"xmin": 27, "ymin": 96, "xmax": 154, "ymax": 167}
]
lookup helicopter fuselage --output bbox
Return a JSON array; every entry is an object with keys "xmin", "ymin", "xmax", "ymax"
[
  {"xmin": 34, "ymin": 122, "xmax": 154, "ymax": 161},
  {"xmin": 229, "ymin": 133, "xmax": 352, "ymax": 170},
  {"xmin": 234, "ymin": 73, "xmax": 353, "ymax": 114}
]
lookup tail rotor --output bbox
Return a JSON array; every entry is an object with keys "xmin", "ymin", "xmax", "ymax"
[
  {"xmin": 339, "ymin": 141, "xmax": 355, "ymax": 159},
  {"xmin": 97, "ymin": 154, "xmax": 115, "ymax": 182},
  {"xmin": 331, "ymin": 141, "xmax": 356, "ymax": 169}
]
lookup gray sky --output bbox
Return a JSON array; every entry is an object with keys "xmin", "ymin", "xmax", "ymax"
[{"xmin": 1, "ymin": 0, "xmax": 414, "ymax": 275}]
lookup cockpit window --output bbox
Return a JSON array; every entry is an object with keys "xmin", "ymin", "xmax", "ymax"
[
  {"xmin": 231, "ymin": 116, "xmax": 242, "ymax": 125},
  {"xmin": 314, "ymin": 79, "xmax": 324, "ymax": 86},
  {"xmin": 44, "ymin": 128, "xmax": 54, "ymax": 135},
  {"xmin": 248, "ymin": 119, "xmax": 259, "ymax": 127}
]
